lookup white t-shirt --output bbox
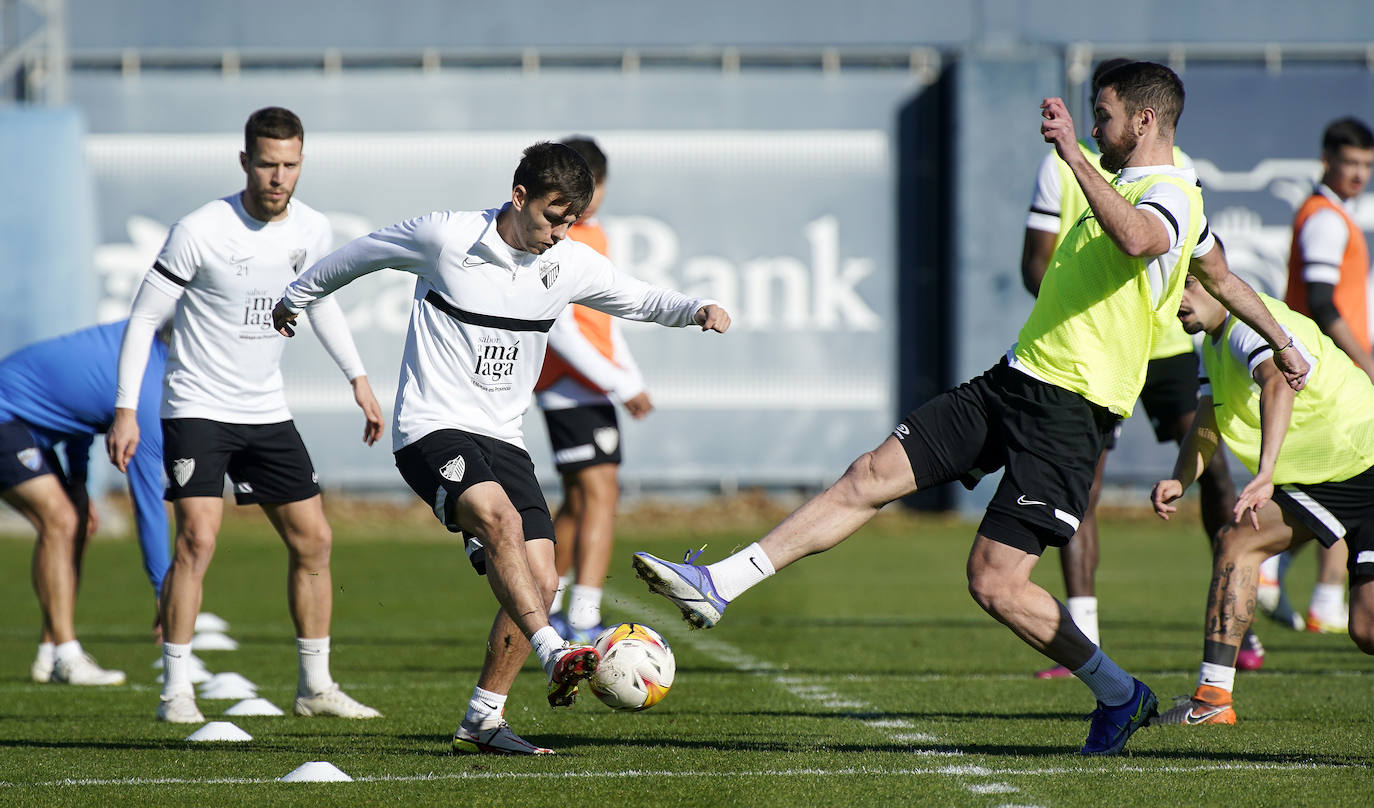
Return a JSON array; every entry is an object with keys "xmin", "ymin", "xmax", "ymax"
[
  {"xmin": 117, "ymin": 194, "xmax": 365, "ymax": 423},
  {"xmin": 281, "ymin": 206, "xmax": 712, "ymax": 451},
  {"xmin": 1114, "ymin": 164, "xmax": 1216, "ymax": 306},
  {"xmin": 1297, "ymin": 184, "xmax": 1352, "ymax": 287},
  {"xmin": 1198, "ymin": 318, "xmax": 1315, "ymax": 396},
  {"xmin": 1025, "ymin": 147, "xmax": 1199, "ymax": 234}
]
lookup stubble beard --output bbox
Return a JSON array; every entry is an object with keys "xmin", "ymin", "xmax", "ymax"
[{"xmin": 1098, "ymin": 128, "xmax": 1139, "ymax": 174}]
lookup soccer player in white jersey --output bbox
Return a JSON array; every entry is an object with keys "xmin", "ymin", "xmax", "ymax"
[
  {"xmin": 272, "ymin": 141, "xmax": 730, "ymax": 755},
  {"xmin": 108, "ymin": 107, "xmax": 386, "ymax": 724}
]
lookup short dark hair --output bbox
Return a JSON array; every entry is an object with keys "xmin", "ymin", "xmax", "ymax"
[
  {"xmin": 513, "ymin": 141, "xmax": 594, "ymax": 216},
  {"xmin": 1096, "ymin": 61, "xmax": 1185, "ymax": 135},
  {"xmin": 560, "ymin": 136, "xmax": 608, "ymax": 185},
  {"xmin": 244, "ymin": 107, "xmax": 304, "ymax": 157},
  {"xmin": 1090, "ymin": 58, "xmax": 1134, "ymax": 94},
  {"xmin": 1322, "ymin": 117, "xmax": 1374, "ymax": 156}
]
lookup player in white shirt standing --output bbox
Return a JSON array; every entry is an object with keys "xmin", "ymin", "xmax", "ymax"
[
  {"xmin": 108, "ymin": 107, "xmax": 386, "ymax": 724},
  {"xmin": 273, "ymin": 141, "xmax": 730, "ymax": 754}
]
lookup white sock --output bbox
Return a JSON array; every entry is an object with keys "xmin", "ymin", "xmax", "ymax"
[
  {"xmin": 532, "ymin": 626, "xmax": 565, "ymax": 676},
  {"xmin": 549, "ymin": 572, "xmax": 574, "ymax": 615},
  {"xmin": 1258, "ymin": 554, "xmax": 1280, "ymax": 584},
  {"xmin": 1066, "ymin": 596, "xmax": 1100, "ymax": 647},
  {"xmin": 297, "ymin": 636, "xmax": 334, "ymax": 696},
  {"xmin": 1197, "ymin": 661, "xmax": 1236, "ymax": 693},
  {"xmin": 54, "ymin": 640, "xmax": 82, "ymax": 665},
  {"xmin": 36, "ymin": 642, "xmax": 55, "ymax": 666},
  {"xmin": 463, "ymin": 686, "xmax": 507, "ymax": 730},
  {"xmin": 1309, "ymin": 582, "xmax": 1346, "ymax": 620},
  {"xmin": 1071, "ymin": 647, "xmax": 1135, "ymax": 706},
  {"xmin": 706, "ymin": 543, "xmax": 775, "ymax": 602},
  {"xmin": 161, "ymin": 642, "xmax": 194, "ymax": 698},
  {"xmin": 567, "ymin": 585, "xmax": 603, "ymax": 630}
]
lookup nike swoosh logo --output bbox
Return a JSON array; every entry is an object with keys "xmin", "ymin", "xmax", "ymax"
[
  {"xmin": 229, "ymin": 255, "xmax": 253, "ymax": 263},
  {"xmin": 1183, "ymin": 705, "xmax": 1227, "ymax": 725},
  {"xmin": 1129, "ymin": 697, "xmax": 1149, "ymax": 724},
  {"xmin": 462, "ymin": 256, "xmax": 487, "ymax": 267},
  {"xmin": 1016, "ymin": 495, "xmax": 1047, "ymax": 507},
  {"xmin": 749, "ymin": 557, "xmax": 767, "ymax": 576}
]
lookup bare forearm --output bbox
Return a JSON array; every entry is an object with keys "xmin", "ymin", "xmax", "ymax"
[
  {"xmin": 1195, "ymin": 268, "xmax": 1286, "ymax": 350},
  {"xmin": 1320, "ymin": 317, "xmax": 1374, "ymax": 381},
  {"xmin": 1069, "ymin": 159, "xmax": 1167, "ymax": 257},
  {"xmin": 1255, "ymin": 375, "xmax": 1294, "ymax": 478}
]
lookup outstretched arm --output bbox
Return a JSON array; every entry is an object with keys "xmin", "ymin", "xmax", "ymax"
[
  {"xmin": 276, "ymin": 213, "xmax": 443, "ymax": 336},
  {"xmin": 1190, "ymin": 243, "xmax": 1309, "ymax": 390}
]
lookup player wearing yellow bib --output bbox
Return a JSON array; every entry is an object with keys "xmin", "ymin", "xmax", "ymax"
[
  {"xmin": 633, "ymin": 62, "xmax": 1309, "ymax": 756},
  {"xmin": 1152, "ymin": 279, "xmax": 1374, "ymax": 725},
  {"xmin": 1021, "ymin": 58, "xmax": 1244, "ymax": 677}
]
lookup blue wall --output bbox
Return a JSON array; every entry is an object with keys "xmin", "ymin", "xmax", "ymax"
[{"xmin": 0, "ymin": 108, "xmax": 96, "ymax": 356}]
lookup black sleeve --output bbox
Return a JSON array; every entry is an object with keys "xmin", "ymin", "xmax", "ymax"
[{"xmin": 1306, "ymin": 281, "xmax": 1341, "ymax": 329}]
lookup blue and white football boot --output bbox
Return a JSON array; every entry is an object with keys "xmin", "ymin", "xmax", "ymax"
[{"xmin": 631, "ymin": 548, "xmax": 730, "ymax": 629}]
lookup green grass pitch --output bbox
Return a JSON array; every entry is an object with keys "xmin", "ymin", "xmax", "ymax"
[{"xmin": 1, "ymin": 499, "xmax": 1370, "ymax": 807}]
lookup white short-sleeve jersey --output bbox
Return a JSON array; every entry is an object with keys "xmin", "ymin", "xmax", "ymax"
[
  {"xmin": 281, "ymin": 206, "xmax": 712, "ymax": 451},
  {"xmin": 1198, "ymin": 318, "xmax": 1315, "ymax": 397},
  {"xmin": 1115, "ymin": 165, "xmax": 1216, "ymax": 306},
  {"xmin": 142, "ymin": 194, "xmax": 337, "ymax": 422}
]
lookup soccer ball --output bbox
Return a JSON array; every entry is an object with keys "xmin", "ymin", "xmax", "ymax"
[{"xmin": 588, "ymin": 622, "xmax": 676, "ymax": 711}]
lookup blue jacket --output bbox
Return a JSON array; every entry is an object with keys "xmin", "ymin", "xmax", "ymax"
[{"xmin": 0, "ymin": 321, "xmax": 170, "ymax": 592}]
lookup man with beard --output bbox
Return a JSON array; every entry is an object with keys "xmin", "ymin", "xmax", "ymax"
[
  {"xmin": 108, "ymin": 107, "xmax": 386, "ymax": 724},
  {"xmin": 633, "ymin": 61, "xmax": 1307, "ymax": 756},
  {"xmin": 1020, "ymin": 59, "xmax": 1251, "ymax": 677}
]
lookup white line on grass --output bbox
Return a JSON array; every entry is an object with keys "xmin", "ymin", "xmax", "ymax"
[
  {"xmin": 3, "ymin": 760, "xmax": 1358, "ymax": 789},
  {"xmin": 609, "ymin": 586, "xmax": 962, "ymax": 753}
]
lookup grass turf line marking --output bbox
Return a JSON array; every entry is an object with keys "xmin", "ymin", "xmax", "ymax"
[
  {"xmin": 3, "ymin": 761, "xmax": 1358, "ymax": 789},
  {"xmin": 609, "ymin": 585, "xmax": 958, "ymax": 752},
  {"xmin": 969, "ymin": 783, "xmax": 1019, "ymax": 794}
]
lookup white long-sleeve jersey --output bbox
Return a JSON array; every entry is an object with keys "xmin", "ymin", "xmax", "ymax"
[
  {"xmin": 116, "ymin": 194, "xmax": 366, "ymax": 423},
  {"xmin": 281, "ymin": 206, "xmax": 712, "ymax": 451}
]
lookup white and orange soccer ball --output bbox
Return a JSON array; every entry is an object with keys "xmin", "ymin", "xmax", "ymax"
[{"xmin": 588, "ymin": 622, "xmax": 676, "ymax": 711}]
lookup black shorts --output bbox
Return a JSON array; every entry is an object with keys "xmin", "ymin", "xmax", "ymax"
[
  {"xmin": 1274, "ymin": 464, "xmax": 1374, "ymax": 579},
  {"xmin": 393, "ymin": 428, "xmax": 555, "ymax": 549},
  {"xmin": 1139, "ymin": 351, "xmax": 1200, "ymax": 442},
  {"xmin": 543, "ymin": 404, "xmax": 622, "ymax": 473},
  {"xmin": 894, "ymin": 359, "xmax": 1119, "ymax": 555},
  {"xmin": 0, "ymin": 420, "xmax": 60, "ymax": 491},
  {"xmin": 162, "ymin": 418, "xmax": 320, "ymax": 505}
]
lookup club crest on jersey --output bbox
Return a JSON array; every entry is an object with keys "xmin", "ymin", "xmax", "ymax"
[
  {"xmin": 593, "ymin": 427, "xmax": 620, "ymax": 455},
  {"xmin": 538, "ymin": 260, "xmax": 559, "ymax": 289},
  {"xmin": 16, "ymin": 448, "xmax": 41, "ymax": 472},
  {"xmin": 288, "ymin": 249, "xmax": 308, "ymax": 275},
  {"xmin": 440, "ymin": 455, "xmax": 466, "ymax": 483},
  {"xmin": 172, "ymin": 458, "xmax": 196, "ymax": 487}
]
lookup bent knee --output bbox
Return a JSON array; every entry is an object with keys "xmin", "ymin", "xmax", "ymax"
[{"xmin": 967, "ymin": 568, "xmax": 1018, "ymax": 615}]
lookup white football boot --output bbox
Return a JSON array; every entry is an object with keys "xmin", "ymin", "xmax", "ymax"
[
  {"xmin": 52, "ymin": 652, "xmax": 126, "ymax": 686},
  {"xmin": 157, "ymin": 692, "xmax": 206, "ymax": 723},
  {"xmin": 293, "ymin": 684, "xmax": 382, "ymax": 718}
]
